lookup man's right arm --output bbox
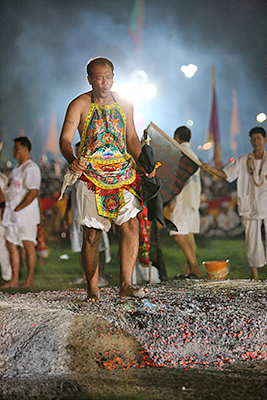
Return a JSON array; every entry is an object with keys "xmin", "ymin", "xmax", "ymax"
[
  {"xmin": 59, "ymin": 99, "xmax": 86, "ymax": 173},
  {"xmin": 201, "ymin": 164, "xmax": 227, "ymax": 179}
]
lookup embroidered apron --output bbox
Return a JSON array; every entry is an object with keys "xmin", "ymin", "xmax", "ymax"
[{"xmin": 80, "ymin": 93, "xmax": 140, "ymax": 218}]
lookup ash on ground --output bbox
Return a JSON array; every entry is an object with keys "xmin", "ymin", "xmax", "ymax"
[{"xmin": 0, "ymin": 279, "xmax": 267, "ymax": 399}]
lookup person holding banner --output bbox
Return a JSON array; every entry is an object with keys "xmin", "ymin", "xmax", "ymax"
[
  {"xmin": 169, "ymin": 126, "xmax": 202, "ymax": 278},
  {"xmin": 59, "ymin": 57, "xmax": 155, "ymax": 301},
  {"xmin": 202, "ymin": 126, "xmax": 267, "ymax": 280}
]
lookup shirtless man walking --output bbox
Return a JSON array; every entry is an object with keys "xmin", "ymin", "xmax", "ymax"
[{"xmin": 60, "ymin": 57, "xmax": 155, "ymax": 300}]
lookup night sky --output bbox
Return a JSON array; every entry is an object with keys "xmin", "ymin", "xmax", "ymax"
[{"xmin": 0, "ymin": 0, "xmax": 266, "ymax": 165}]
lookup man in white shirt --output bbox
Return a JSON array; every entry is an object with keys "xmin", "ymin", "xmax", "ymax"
[
  {"xmin": 1, "ymin": 137, "xmax": 41, "ymax": 288},
  {"xmin": 202, "ymin": 127, "xmax": 267, "ymax": 280},
  {"xmin": 169, "ymin": 126, "xmax": 202, "ymax": 278}
]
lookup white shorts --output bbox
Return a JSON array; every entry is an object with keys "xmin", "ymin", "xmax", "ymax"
[
  {"xmin": 5, "ymin": 224, "xmax": 38, "ymax": 247},
  {"xmin": 169, "ymin": 200, "xmax": 200, "ymax": 236},
  {"xmin": 70, "ymin": 220, "xmax": 83, "ymax": 252},
  {"xmin": 76, "ymin": 181, "xmax": 142, "ymax": 232},
  {"xmin": 242, "ymin": 217, "xmax": 267, "ymax": 268}
]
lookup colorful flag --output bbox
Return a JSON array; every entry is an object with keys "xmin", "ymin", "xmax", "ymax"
[
  {"xmin": 229, "ymin": 88, "xmax": 241, "ymax": 156},
  {"xmin": 45, "ymin": 109, "xmax": 60, "ymax": 156},
  {"xmin": 128, "ymin": 0, "xmax": 145, "ymax": 52},
  {"xmin": 207, "ymin": 68, "xmax": 221, "ymax": 167}
]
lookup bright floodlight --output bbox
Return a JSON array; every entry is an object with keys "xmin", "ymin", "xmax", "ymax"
[
  {"xmin": 130, "ymin": 70, "xmax": 148, "ymax": 87},
  {"xmin": 181, "ymin": 64, "xmax": 197, "ymax": 78},
  {"xmin": 187, "ymin": 119, "xmax": 194, "ymax": 127},
  {"xmin": 114, "ymin": 83, "xmax": 139, "ymax": 104},
  {"xmin": 256, "ymin": 113, "xmax": 267, "ymax": 123},
  {"xmin": 143, "ymin": 84, "xmax": 157, "ymax": 99},
  {"xmin": 203, "ymin": 142, "xmax": 212, "ymax": 150}
]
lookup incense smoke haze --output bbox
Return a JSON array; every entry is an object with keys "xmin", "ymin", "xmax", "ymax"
[{"xmin": 0, "ymin": 0, "xmax": 266, "ymax": 164}]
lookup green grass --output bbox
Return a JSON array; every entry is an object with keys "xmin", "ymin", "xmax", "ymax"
[
  {"xmin": 1, "ymin": 231, "xmax": 266, "ymax": 294},
  {"xmin": 160, "ymin": 231, "xmax": 256, "ymax": 280}
]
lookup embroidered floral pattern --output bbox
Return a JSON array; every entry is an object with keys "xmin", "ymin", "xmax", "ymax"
[{"xmin": 80, "ymin": 101, "xmax": 140, "ymax": 217}]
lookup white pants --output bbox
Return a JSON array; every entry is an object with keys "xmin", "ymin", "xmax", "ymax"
[
  {"xmin": 169, "ymin": 200, "xmax": 200, "ymax": 236},
  {"xmin": 70, "ymin": 220, "xmax": 83, "ymax": 252},
  {"xmin": 0, "ymin": 224, "xmax": 12, "ymax": 281},
  {"xmin": 242, "ymin": 218, "xmax": 267, "ymax": 268}
]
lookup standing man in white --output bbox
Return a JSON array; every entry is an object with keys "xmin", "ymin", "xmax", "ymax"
[
  {"xmin": 202, "ymin": 126, "xmax": 267, "ymax": 280},
  {"xmin": 169, "ymin": 126, "xmax": 202, "ymax": 278},
  {"xmin": 1, "ymin": 137, "xmax": 41, "ymax": 288}
]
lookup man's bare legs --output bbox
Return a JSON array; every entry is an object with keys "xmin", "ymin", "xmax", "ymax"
[
  {"xmin": 173, "ymin": 233, "xmax": 202, "ymax": 277},
  {"xmin": 21, "ymin": 240, "xmax": 36, "ymax": 287},
  {"xmin": 119, "ymin": 217, "xmax": 148, "ymax": 298},
  {"xmin": 82, "ymin": 227, "xmax": 102, "ymax": 300},
  {"xmin": 0, "ymin": 241, "xmax": 20, "ymax": 288},
  {"xmin": 251, "ymin": 267, "xmax": 258, "ymax": 280},
  {"xmin": 1, "ymin": 240, "xmax": 37, "ymax": 288}
]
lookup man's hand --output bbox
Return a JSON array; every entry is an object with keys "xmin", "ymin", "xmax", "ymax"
[
  {"xmin": 69, "ymin": 158, "xmax": 87, "ymax": 174},
  {"xmin": 201, "ymin": 164, "xmax": 213, "ymax": 174},
  {"xmin": 201, "ymin": 164, "xmax": 227, "ymax": 179},
  {"xmin": 145, "ymin": 168, "xmax": 156, "ymax": 178}
]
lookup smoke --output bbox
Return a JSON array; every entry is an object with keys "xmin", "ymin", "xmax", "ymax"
[{"xmin": 0, "ymin": 0, "xmax": 266, "ymax": 164}]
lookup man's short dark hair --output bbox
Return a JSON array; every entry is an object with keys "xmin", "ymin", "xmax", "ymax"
[
  {"xmin": 249, "ymin": 127, "xmax": 266, "ymax": 138},
  {"xmin": 174, "ymin": 126, "xmax": 191, "ymax": 142},
  {"xmin": 14, "ymin": 136, "xmax": 32, "ymax": 152},
  {"xmin": 86, "ymin": 57, "xmax": 114, "ymax": 78}
]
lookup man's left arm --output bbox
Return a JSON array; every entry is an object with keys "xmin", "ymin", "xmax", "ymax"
[
  {"xmin": 15, "ymin": 165, "xmax": 41, "ymax": 212},
  {"xmin": 14, "ymin": 189, "xmax": 39, "ymax": 212},
  {"xmin": 124, "ymin": 101, "xmax": 155, "ymax": 178}
]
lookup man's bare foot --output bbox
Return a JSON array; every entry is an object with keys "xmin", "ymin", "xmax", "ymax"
[
  {"xmin": 190, "ymin": 268, "xmax": 203, "ymax": 278},
  {"xmin": 184, "ymin": 266, "xmax": 190, "ymax": 276},
  {"xmin": 120, "ymin": 285, "xmax": 149, "ymax": 300},
  {"xmin": 251, "ymin": 267, "xmax": 258, "ymax": 281},
  {"xmin": 0, "ymin": 281, "xmax": 19, "ymax": 289},
  {"xmin": 21, "ymin": 281, "xmax": 34, "ymax": 288},
  {"xmin": 85, "ymin": 289, "xmax": 100, "ymax": 302}
]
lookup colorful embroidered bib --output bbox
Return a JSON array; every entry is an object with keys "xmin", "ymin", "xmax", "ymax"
[{"xmin": 80, "ymin": 95, "xmax": 140, "ymax": 217}]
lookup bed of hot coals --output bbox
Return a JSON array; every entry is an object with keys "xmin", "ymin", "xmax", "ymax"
[{"xmin": 1, "ymin": 279, "xmax": 266, "ymax": 371}]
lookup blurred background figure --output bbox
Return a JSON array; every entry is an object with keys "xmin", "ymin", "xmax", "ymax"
[
  {"xmin": 214, "ymin": 201, "xmax": 244, "ymax": 237},
  {"xmin": 0, "ymin": 152, "xmax": 12, "ymax": 282},
  {"xmin": 199, "ymin": 202, "xmax": 215, "ymax": 238}
]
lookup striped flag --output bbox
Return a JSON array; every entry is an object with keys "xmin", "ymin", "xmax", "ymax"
[
  {"xmin": 207, "ymin": 68, "xmax": 221, "ymax": 167},
  {"xmin": 229, "ymin": 88, "xmax": 241, "ymax": 156},
  {"xmin": 128, "ymin": 0, "xmax": 145, "ymax": 52}
]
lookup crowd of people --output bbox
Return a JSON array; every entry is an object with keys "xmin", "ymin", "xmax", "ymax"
[{"xmin": 0, "ymin": 56, "xmax": 266, "ymax": 294}]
